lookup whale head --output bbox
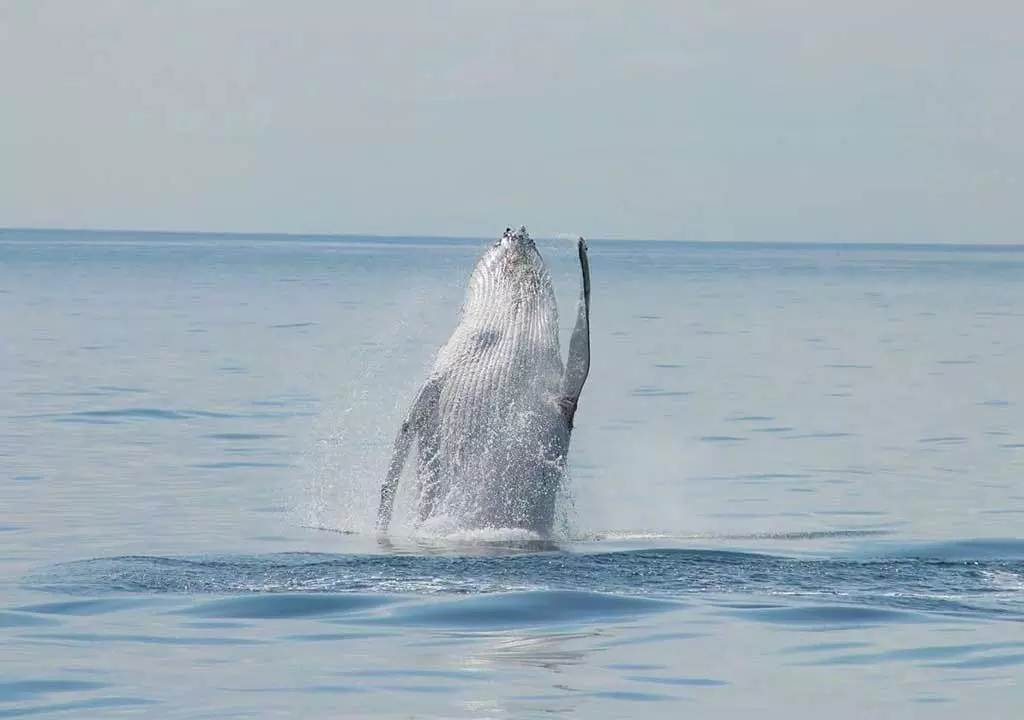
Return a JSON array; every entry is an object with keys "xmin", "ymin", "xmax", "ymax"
[
  {"xmin": 461, "ymin": 226, "xmax": 558, "ymax": 330},
  {"xmin": 478, "ymin": 226, "xmax": 546, "ymax": 281},
  {"xmin": 496, "ymin": 225, "xmax": 536, "ymax": 251}
]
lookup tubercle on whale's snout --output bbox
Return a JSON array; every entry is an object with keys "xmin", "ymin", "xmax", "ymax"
[
  {"xmin": 494, "ymin": 225, "xmax": 534, "ymax": 249},
  {"xmin": 478, "ymin": 228, "xmax": 546, "ymax": 279}
]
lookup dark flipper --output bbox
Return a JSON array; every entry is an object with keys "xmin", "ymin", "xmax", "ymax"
[
  {"xmin": 560, "ymin": 237, "xmax": 591, "ymax": 427},
  {"xmin": 376, "ymin": 378, "xmax": 441, "ymax": 533}
]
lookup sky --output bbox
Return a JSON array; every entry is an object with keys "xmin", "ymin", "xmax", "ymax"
[{"xmin": 1, "ymin": 1, "xmax": 1021, "ymax": 243}]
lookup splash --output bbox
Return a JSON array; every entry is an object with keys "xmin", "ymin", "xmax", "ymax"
[
  {"xmin": 300, "ymin": 232, "xmax": 587, "ymax": 542},
  {"xmin": 296, "ymin": 278, "xmax": 461, "ymax": 536}
]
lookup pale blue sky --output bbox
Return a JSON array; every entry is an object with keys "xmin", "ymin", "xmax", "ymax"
[{"xmin": 2, "ymin": 1, "xmax": 1021, "ymax": 242}]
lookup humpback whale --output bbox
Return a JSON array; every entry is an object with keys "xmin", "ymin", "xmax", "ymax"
[{"xmin": 376, "ymin": 226, "xmax": 591, "ymax": 537}]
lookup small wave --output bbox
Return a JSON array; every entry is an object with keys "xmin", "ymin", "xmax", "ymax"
[
  {"xmin": 0, "ymin": 679, "xmax": 108, "ymax": 703},
  {"xmin": 736, "ymin": 604, "xmax": 929, "ymax": 628},
  {"xmin": 204, "ymin": 433, "xmax": 287, "ymax": 441},
  {"xmin": 864, "ymin": 537, "xmax": 1024, "ymax": 562},
  {"xmin": 630, "ymin": 386, "xmax": 692, "ymax": 397},
  {"xmin": 268, "ymin": 322, "xmax": 315, "ymax": 329},
  {"xmin": 0, "ymin": 611, "xmax": 59, "ymax": 628},
  {"xmin": 374, "ymin": 590, "xmax": 683, "ymax": 629},
  {"xmin": 57, "ymin": 408, "xmax": 197, "ymax": 423},
  {"xmin": 182, "ymin": 594, "xmax": 391, "ymax": 620},
  {"xmin": 573, "ymin": 528, "xmax": 889, "ymax": 545},
  {"xmin": 25, "ymin": 408, "xmax": 234, "ymax": 424},
  {"xmin": 12, "ymin": 598, "xmax": 156, "ymax": 616},
  {"xmin": 574, "ymin": 530, "xmax": 678, "ymax": 542},
  {"xmin": 191, "ymin": 461, "xmax": 291, "ymax": 470},
  {"xmin": 26, "ymin": 542, "xmax": 1024, "ymax": 624},
  {"xmin": 981, "ymin": 569, "xmax": 1024, "ymax": 592},
  {"xmin": 22, "ymin": 407, "xmax": 312, "ymax": 424}
]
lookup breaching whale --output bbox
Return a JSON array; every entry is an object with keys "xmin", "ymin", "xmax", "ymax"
[{"xmin": 376, "ymin": 226, "xmax": 591, "ymax": 536}]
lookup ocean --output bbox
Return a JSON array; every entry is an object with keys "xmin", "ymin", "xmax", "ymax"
[{"xmin": 2, "ymin": 228, "xmax": 1023, "ymax": 718}]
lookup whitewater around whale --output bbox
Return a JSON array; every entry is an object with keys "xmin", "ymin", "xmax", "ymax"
[{"xmin": 376, "ymin": 227, "xmax": 592, "ymax": 537}]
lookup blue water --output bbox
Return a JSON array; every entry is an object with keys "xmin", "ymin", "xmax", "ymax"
[{"xmin": 2, "ymin": 229, "xmax": 1024, "ymax": 718}]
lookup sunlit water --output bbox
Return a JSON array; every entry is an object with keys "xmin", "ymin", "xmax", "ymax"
[{"xmin": 2, "ymin": 229, "xmax": 1023, "ymax": 718}]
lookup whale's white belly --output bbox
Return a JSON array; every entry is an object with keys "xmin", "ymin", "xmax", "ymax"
[{"xmin": 423, "ymin": 293, "xmax": 567, "ymax": 531}]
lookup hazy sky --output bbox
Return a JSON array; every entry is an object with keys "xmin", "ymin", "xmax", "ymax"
[{"xmin": 2, "ymin": 1, "xmax": 1021, "ymax": 242}]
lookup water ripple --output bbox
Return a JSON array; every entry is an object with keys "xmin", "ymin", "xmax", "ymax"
[
  {"xmin": 24, "ymin": 542, "xmax": 1024, "ymax": 626},
  {"xmin": 373, "ymin": 590, "xmax": 682, "ymax": 629},
  {"xmin": 20, "ymin": 407, "xmax": 311, "ymax": 424},
  {"xmin": 183, "ymin": 593, "xmax": 391, "ymax": 620}
]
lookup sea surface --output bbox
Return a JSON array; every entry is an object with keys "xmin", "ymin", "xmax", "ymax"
[{"xmin": 2, "ymin": 228, "xmax": 1023, "ymax": 718}]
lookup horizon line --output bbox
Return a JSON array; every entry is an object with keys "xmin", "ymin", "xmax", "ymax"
[{"xmin": 1, "ymin": 225, "xmax": 1022, "ymax": 250}]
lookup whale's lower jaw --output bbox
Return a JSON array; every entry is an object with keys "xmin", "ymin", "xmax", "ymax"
[
  {"xmin": 428, "ymin": 432, "xmax": 568, "ymax": 537},
  {"xmin": 421, "ymin": 361, "xmax": 570, "ymax": 536},
  {"xmin": 418, "ymin": 280, "xmax": 568, "ymax": 535}
]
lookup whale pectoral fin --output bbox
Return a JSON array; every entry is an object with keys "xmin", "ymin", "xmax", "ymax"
[
  {"xmin": 415, "ymin": 420, "xmax": 442, "ymax": 523},
  {"xmin": 560, "ymin": 237, "xmax": 591, "ymax": 427},
  {"xmin": 557, "ymin": 396, "xmax": 580, "ymax": 430},
  {"xmin": 376, "ymin": 421, "xmax": 414, "ymax": 533},
  {"xmin": 376, "ymin": 378, "xmax": 441, "ymax": 534}
]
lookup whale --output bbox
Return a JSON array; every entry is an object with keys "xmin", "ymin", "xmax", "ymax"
[{"xmin": 376, "ymin": 226, "xmax": 591, "ymax": 537}]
